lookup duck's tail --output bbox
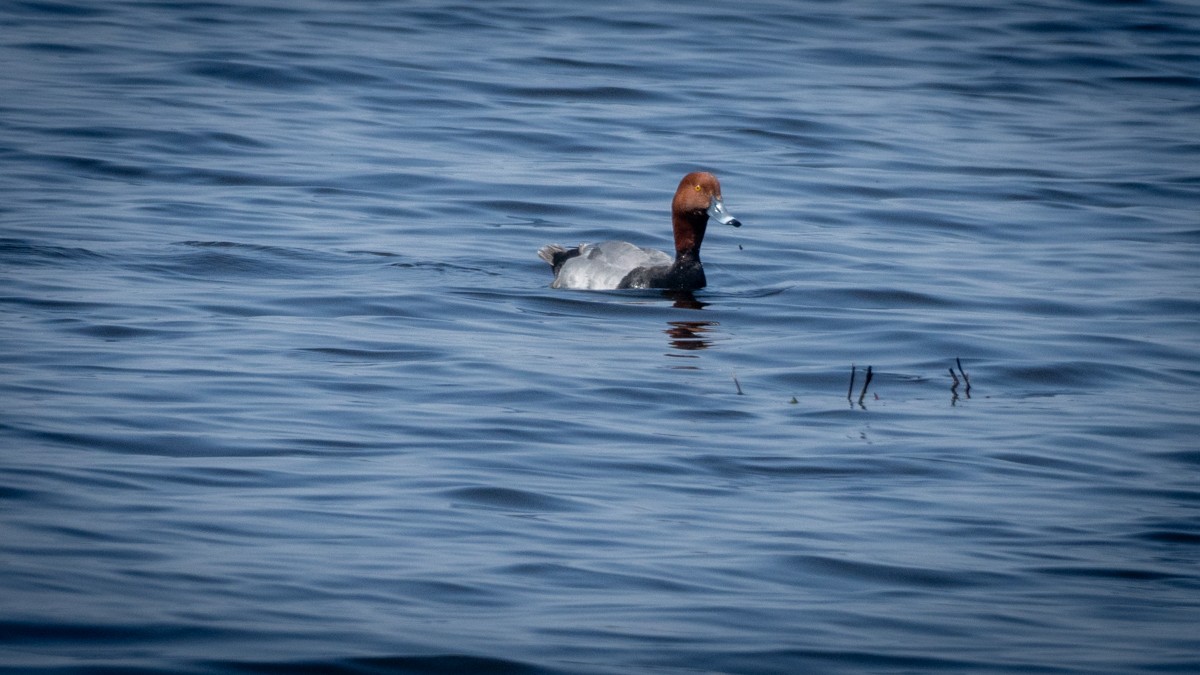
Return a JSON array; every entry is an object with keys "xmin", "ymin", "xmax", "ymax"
[
  {"xmin": 537, "ymin": 244, "xmax": 565, "ymax": 265},
  {"xmin": 537, "ymin": 244, "xmax": 582, "ymax": 275}
]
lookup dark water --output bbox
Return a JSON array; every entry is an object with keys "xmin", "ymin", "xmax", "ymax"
[{"xmin": 3, "ymin": 1, "xmax": 1199, "ymax": 673}]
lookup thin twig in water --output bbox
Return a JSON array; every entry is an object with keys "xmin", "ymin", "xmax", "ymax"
[
  {"xmin": 857, "ymin": 365, "xmax": 874, "ymax": 405},
  {"xmin": 949, "ymin": 367, "xmax": 960, "ymax": 390},
  {"xmin": 847, "ymin": 364, "xmax": 857, "ymax": 401},
  {"xmin": 732, "ymin": 370, "xmax": 744, "ymax": 396},
  {"xmin": 956, "ymin": 357, "xmax": 971, "ymax": 396}
]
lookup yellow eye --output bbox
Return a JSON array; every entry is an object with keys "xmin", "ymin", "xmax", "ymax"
[{"xmin": 694, "ymin": 185, "xmax": 702, "ymax": 192}]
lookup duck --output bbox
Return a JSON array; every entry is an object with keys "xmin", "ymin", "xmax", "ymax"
[{"xmin": 537, "ymin": 172, "xmax": 741, "ymax": 290}]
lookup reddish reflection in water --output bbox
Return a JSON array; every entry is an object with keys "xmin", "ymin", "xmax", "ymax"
[{"xmin": 664, "ymin": 320, "xmax": 716, "ymax": 352}]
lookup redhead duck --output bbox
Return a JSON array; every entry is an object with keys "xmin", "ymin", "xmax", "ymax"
[{"xmin": 537, "ymin": 172, "xmax": 741, "ymax": 290}]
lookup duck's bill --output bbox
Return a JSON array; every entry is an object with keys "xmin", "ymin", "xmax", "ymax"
[{"xmin": 708, "ymin": 197, "xmax": 741, "ymax": 227}]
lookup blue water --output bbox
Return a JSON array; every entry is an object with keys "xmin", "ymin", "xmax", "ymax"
[{"xmin": 3, "ymin": 1, "xmax": 1199, "ymax": 673}]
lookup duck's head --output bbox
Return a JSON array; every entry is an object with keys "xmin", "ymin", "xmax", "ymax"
[{"xmin": 671, "ymin": 172, "xmax": 741, "ymax": 257}]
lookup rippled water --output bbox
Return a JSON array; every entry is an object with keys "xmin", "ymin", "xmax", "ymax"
[{"xmin": 3, "ymin": 1, "xmax": 1199, "ymax": 673}]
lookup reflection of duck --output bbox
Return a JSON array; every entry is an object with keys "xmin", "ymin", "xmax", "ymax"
[
  {"xmin": 538, "ymin": 172, "xmax": 741, "ymax": 290},
  {"xmin": 665, "ymin": 320, "xmax": 716, "ymax": 352},
  {"xmin": 663, "ymin": 289, "xmax": 706, "ymax": 310}
]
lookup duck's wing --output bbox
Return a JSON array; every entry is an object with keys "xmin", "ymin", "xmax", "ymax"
[{"xmin": 551, "ymin": 241, "xmax": 671, "ymax": 289}]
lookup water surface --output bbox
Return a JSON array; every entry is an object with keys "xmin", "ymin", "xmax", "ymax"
[{"xmin": 2, "ymin": 1, "xmax": 1199, "ymax": 673}]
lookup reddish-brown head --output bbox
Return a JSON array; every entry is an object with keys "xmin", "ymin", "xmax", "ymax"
[{"xmin": 670, "ymin": 172, "xmax": 739, "ymax": 259}]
